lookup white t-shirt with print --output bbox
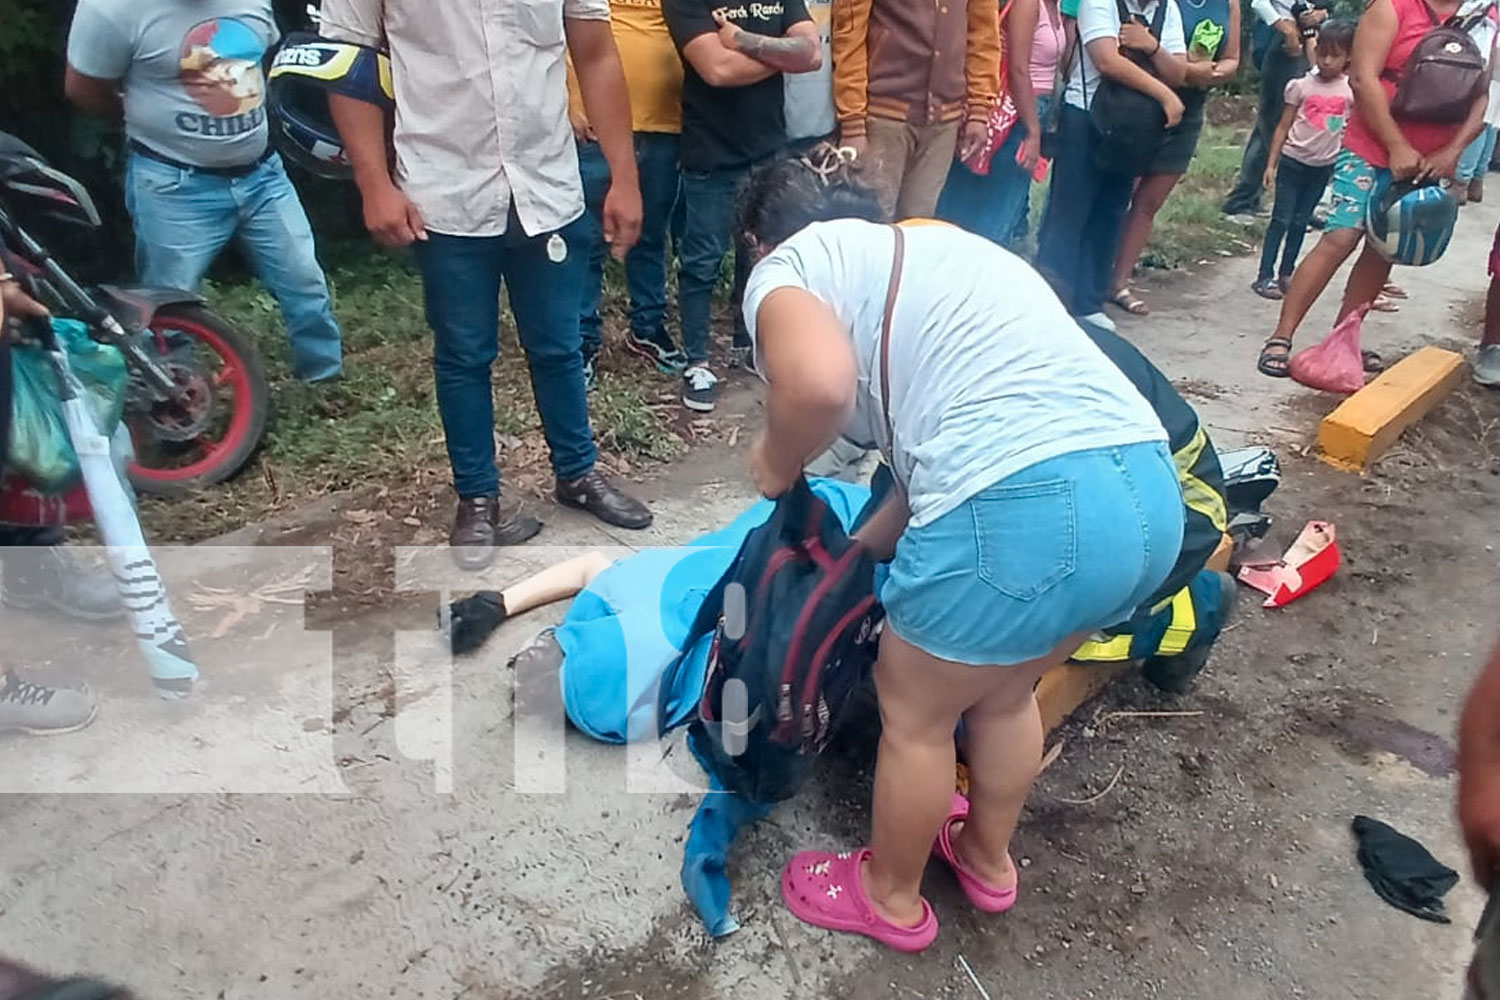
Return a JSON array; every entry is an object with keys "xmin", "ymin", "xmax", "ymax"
[
  {"xmin": 741, "ymin": 220, "xmax": 1169, "ymax": 529},
  {"xmin": 1065, "ymin": 0, "xmax": 1187, "ymax": 110}
]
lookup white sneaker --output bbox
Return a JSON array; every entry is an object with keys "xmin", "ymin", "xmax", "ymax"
[
  {"xmin": 1475, "ymin": 344, "xmax": 1500, "ymax": 387},
  {"xmin": 682, "ymin": 365, "xmax": 719, "ymax": 412},
  {"xmin": 1078, "ymin": 311, "xmax": 1117, "ymax": 333}
]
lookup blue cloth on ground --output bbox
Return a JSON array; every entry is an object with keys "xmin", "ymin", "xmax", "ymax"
[{"xmin": 552, "ymin": 477, "xmax": 873, "ymax": 937}]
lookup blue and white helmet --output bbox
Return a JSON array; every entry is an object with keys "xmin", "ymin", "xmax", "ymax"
[{"xmin": 1364, "ymin": 177, "xmax": 1458, "ymax": 267}]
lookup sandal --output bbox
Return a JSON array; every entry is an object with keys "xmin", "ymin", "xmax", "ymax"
[
  {"xmin": 1370, "ymin": 294, "xmax": 1401, "ymax": 313},
  {"xmin": 1362, "ymin": 349, "xmax": 1385, "ymax": 374},
  {"xmin": 1110, "ymin": 288, "xmax": 1151, "ymax": 316},
  {"xmin": 1251, "ymin": 278, "xmax": 1284, "ymax": 300},
  {"xmin": 782, "ymin": 848, "xmax": 938, "ymax": 953},
  {"xmin": 1381, "ymin": 282, "xmax": 1409, "ymax": 300},
  {"xmin": 1258, "ymin": 337, "xmax": 1293, "ymax": 378},
  {"xmin": 932, "ymin": 793, "xmax": 1019, "ymax": 913}
]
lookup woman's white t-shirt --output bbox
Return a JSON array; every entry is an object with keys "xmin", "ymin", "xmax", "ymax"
[
  {"xmin": 1065, "ymin": 0, "xmax": 1187, "ymax": 110},
  {"xmin": 741, "ymin": 219, "xmax": 1169, "ymax": 528}
]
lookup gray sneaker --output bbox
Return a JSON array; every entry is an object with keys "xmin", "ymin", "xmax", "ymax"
[
  {"xmin": 2, "ymin": 545, "xmax": 123, "ymax": 621},
  {"xmin": 1475, "ymin": 344, "xmax": 1500, "ymax": 387},
  {"xmin": 0, "ymin": 672, "xmax": 98, "ymax": 735}
]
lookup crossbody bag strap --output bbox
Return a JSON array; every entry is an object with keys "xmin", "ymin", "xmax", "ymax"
[{"xmin": 879, "ymin": 224, "xmax": 906, "ymax": 465}]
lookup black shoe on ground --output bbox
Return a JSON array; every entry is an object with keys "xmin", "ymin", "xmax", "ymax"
[
  {"xmin": 555, "ymin": 469, "xmax": 653, "ymax": 529},
  {"xmin": 449, "ymin": 495, "xmax": 543, "ymax": 571},
  {"xmin": 1, "ymin": 545, "xmax": 123, "ymax": 622},
  {"xmin": 682, "ymin": 365, "xmax": 719, "ymax": 412},
  {"xmin": 626, "ymin": 328, "xmax": 687, "ymax": 374}
]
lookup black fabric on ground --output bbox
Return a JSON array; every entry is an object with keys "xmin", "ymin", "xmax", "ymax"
[{"xmin": 1352, "ymin": 814, "xmax": 1460, "ymax": 923}]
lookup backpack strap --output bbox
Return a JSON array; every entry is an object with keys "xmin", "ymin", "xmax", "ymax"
[{"xmin": 879, "ymin": 225, "xmax": 906, "ymax": 468}]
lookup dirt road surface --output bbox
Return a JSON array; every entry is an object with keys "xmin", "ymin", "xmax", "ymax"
[{"xmin": 3, "ymin": 201, "xmax": 1499, "ymax": 999}]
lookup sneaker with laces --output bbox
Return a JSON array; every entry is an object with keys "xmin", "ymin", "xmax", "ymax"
[
  {"xmin": 682, "ymin": 365, "xmax": 719, "ymax": 412},
  {"xmin": 626, "ymin": 328, "xmax": 688, "ymax": 374},
  {"xmin": 1475, "ymin": 344, "xmax": 1500, "ymax": 387},
  {"xmin": 0, "ymin": 671, "xmax": 97, "ymax": 735},
  {"xmin": 1, "ymin": 545, "xmax": 123, "ymax": 621}
]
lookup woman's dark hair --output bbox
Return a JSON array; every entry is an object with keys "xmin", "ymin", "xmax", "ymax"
[
  {"xmin": 1317, "ymin": 18, "xmax": 1357, "ymax": 53},
  {"xmin": 736, "ymin": 143, "xmax": 889, "ymax": 249}
]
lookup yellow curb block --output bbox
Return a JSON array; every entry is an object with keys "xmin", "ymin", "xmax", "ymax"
[{"xmin": 1317, "ymin": 346, "xmax": 1465, "ymax": 473}]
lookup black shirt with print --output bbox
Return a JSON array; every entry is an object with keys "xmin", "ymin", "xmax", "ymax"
[{"xmin": 663, "ymin": 0, "xmax": 812, "ymax": 172}]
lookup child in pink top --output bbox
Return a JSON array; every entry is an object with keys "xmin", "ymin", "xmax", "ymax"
[{"xmin": 1253, "ymin": 19, "xmax": 1355, "ymax": 298}]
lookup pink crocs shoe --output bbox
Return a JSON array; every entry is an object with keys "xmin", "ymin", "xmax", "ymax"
[
  {"xmin": 932, "ymin": 793, "xmax": 1019, "ymax": 913},
  {"xmin": 781, "ymin": 848, "xmax": 938, "ymax": 953}
]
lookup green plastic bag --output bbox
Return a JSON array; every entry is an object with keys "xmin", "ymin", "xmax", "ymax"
[{"xmin": 6, "ymin": 319, "xmax": 129, "ymax": 493}]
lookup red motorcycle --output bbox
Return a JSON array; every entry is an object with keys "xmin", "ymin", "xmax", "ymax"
[{"xmin": 0, "ymin": 131, "xmax": 270, "ymax": 511}]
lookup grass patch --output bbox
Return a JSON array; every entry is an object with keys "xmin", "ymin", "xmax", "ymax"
[{"xmin": 1141, "ymin": 124, "xmax": 1267, "ymax": 270}]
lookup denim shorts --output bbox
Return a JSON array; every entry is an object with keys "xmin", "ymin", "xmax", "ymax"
[
  {"xmin": 1326, "ymin": 148, "xmax": 1387, "ymax": 232},
  {"xmin": 881, "ymin": 442, "xmax": 1184, "ymax": 666}
]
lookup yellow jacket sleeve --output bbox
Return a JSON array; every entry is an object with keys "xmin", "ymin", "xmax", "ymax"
[
  {"xmin": 964, "ymin": 0, "xmax": 1003, "ymax": 123},
  {"xmin": 831, "ymin": 0, "xmax": 873, "ymax": 137}
]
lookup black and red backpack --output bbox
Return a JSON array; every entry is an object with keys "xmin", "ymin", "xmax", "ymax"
[{"xmin": 666, "ymin": 476, "xmax": 884, "ymax": 803}]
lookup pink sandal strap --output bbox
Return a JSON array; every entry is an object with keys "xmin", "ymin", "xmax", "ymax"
[
  {"xmin": 781, "ymin": 848, "xmax": 938, "ymax": 953},
  {"xmin": 933, "ymin": 793, "xmax": 1019, "ymax": 914}
]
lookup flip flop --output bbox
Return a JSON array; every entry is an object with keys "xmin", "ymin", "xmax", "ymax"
[
  {"xmin": 1111, "ymin": 288, "xmax": 1151, "ymax": 316},
  {"xmin": 1381, "ymin": 282, "xmax": 1409, "ymax": 299},
  {"xmin": 932, "ymin": 793, "xmax": 1019, "ymax": 913},
  {"xmin": 1370, "ymin": 295, "xmax": 1401, "ymax": 313},
  {"xmin": 1259, "ymin": 337, "xmax": 1293, "ymax": 378},
  {"xmin": 782, "ymin": 848, "xmax": 938, "ymax": 953}
]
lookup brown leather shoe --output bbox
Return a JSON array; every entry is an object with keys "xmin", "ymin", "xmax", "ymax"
[
  {"xmin": 555, "ymin": 469, "xmax": 653, "ymax": 530},
  {"xmin": 449, "ymin": 495, "xmax": 543, "ymax": 571}
]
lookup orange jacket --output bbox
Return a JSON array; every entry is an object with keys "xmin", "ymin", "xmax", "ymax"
[{"xmin": 831, "ymin": 0, "xmax": 1002, "ymax": 137}]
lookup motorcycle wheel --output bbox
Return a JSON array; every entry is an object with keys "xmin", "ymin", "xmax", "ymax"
[{"xmin": 126, "ymin": 304, "xmax": 270, "ymax": 496}]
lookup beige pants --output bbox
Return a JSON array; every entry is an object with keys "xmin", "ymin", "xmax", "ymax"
[{"xmin": 862, "ymin": 117, "xmax": 961, "ymax": 220}]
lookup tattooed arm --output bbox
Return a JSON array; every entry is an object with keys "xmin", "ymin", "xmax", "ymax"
[{"xmin": 714, "ymin": 12, "xmax": 822, "ymax": 73}]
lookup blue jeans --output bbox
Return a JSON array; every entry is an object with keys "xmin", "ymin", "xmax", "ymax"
[
  {"xmin": 412, "ymin": 217, "xmax": 597, "ymax": 497},
  {"xmin": 1458, "ymin": 124, "xmax": 1498, "ymax": 183},
  {"xmin": 679, "ymin": 165, "xmax": 753, "ymax": 364},
  {"xmin": 883, "ymin": 441, "xmax": 1182, "ymax": 666},
  {"xmin": 1035, "ymin": 105, "xmax": 1137, "ymax": 316},
  {"xmin": 577, "ymin": 133, "xmax": 682, "ymax": 353},
  {"xmin": 1259, "ymin": 155, "xmax": 1334, "ymax": 281},
  {"xmin": 936, "ymin": 95, "xmax": 1051, "ymax": 249},
  {"xmin": 124, "ymin": 151, "xmax": 343, "ymax": 381}
]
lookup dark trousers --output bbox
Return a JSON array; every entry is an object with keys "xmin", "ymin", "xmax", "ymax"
[
  {"xmin": 1223, "ymin": 43, "xmax": 1309, "ymax": 215},
  {"xmin": 1035, "ymin": 105, "xmax": 1137, "ymax": 316},
  {"xmin": 1258, "ymin": 155, "xmax": 1334, "ymax": 281},
  {"xmin": 679, "ymin": 165, "xmax": 754, "ymax": 364},
  {"xmin": 412, "ymin": 217, "xmax": 597, "ymax": 498},
  {"xmin": 576, "ymin": 133, "xmax": 683, "ymax": 353}
]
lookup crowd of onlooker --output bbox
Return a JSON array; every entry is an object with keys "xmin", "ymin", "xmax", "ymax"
[{"xmin": 3, "ymin": 0, "xmax": 1499, "ymax": 736}]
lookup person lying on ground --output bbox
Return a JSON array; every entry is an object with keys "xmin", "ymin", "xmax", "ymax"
[
  {"xmin": 1253, "ymin": 19, "xmax": 1354, "ymax": 301},
  {"xmin": 735, "ymin": 147, "xmax": 1181, "ymax": 952},
  {"xmin": 1258, "ymin": 0, "xmax": 1492, "ymax": 378},
  {"xmin": 1460, "ymin": 638, "xmax": 1500, "ymax": 890}
]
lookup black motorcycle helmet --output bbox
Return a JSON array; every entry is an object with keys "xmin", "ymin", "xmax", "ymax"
[{"xmin": 266, "ymin": 32, "xmax": 394, "ymax": 180}]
